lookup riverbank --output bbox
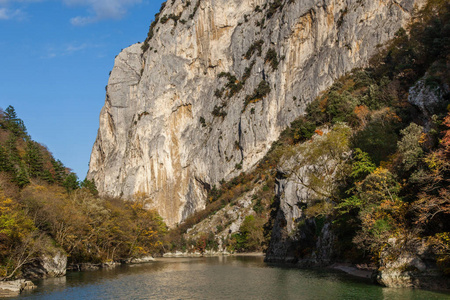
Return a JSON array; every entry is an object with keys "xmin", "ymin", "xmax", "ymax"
[{"xmin": 0, "ymin": 255, "xmax": 157, "ymax": 298}]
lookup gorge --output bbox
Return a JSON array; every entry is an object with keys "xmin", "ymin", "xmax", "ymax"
[{"xmin": 1, "ymin": 0, "xmax": 449, "ymax": 296}]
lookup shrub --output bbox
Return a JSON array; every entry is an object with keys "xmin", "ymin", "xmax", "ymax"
[
  {"xmin": 266, "ymin": 0, "xmax": 283, "ymax": 19},
  {"xmin": 212, "ymin": 105, "xmax": 227, "ymax": 118},
  {"xmin": 199, "ymin": 116, "xmax": 206, "ymax": 127},
  {"xmin": 243, "ymin": 80, "xmax": 271, "ymax": 110},
  {"xmin": 265, "ymin": 48, "xmax": 279, "ymax": 70},
  {"xmin": 245, "ymin": 40, "xmax": 264, "ymax": 59}
]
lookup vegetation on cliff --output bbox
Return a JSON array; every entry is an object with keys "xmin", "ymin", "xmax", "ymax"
[
  {"xmin": 165, "ymin": 0, "xmax": 450, "ymax": 278},
  {"xmin": 0, "ymin": 109, "xmax": 166, "ymax": 280}
]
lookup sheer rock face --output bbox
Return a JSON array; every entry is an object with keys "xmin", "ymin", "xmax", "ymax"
[{"xmin": 88, "ymin": 0, "xmax": 424, "ymax": 227}]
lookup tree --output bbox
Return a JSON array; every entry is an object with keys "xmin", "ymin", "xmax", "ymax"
[
  {"xmin": 4, "ymin": 106, "xmax": 27, "ymax": 139},
  {"xmin": 15, "ymin": 164, "xmax": 30, "ymax": 188},
  {"xmin": 352, "ymin": 109, "xmax": 400, "ymax": 165},
  {"xmin": 0, "ymin": 146, "xmax": 13, "ymax": 173},
  {"xmin": 239, "ymin": 215, "xmax": 265, "ymax": 251},
  {"xmin": 351, "ymin": 167, "xmax": 405, "ymax": 254},
  {"xmin": 128, "ymin": 196, "xmax": 166, "ymax": 257},
  {"xmin": 350, "ymin": 148, "xmax": 377, "ymax": 181},
  {"xmin": 63, "ymin": 173, "xmax": 79, "ymax": 193},
  {"xmin": 0, "ymin": 193, "xmax": 41, "ymax": 280},
  {"xmin": 51, "ymin": 159, "xmax": 66, "ymax": 185},
  {"xmin": 397, "ymin": 123, "xmax": 424, "ymax": 171},
  {"xmin": 411, "ymin": 112, "xmax": 450, "ymax": 230},
  {"xmin": 80, "ymin": 178, "xmax": 98, "ymax": 196},
  {"xmin": 25, "ymin": 141, "xmax": 44, "ymax": 178}
]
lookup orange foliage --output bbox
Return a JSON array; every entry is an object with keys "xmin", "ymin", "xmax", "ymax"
[
  {"xmin": 314, "ymin": 129, "xmax": 324, "ymax": 136},
  {"xmin": 354, "ymin": 105, "xmax": 370, "ymax": 126}
]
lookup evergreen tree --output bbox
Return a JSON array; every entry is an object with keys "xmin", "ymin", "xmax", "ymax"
[
  {"xmin": 15, "ymin": 163, "xmax": 30, "ymax": 188},
  {"xmin": 80, "ymin": 178, "xmax": 98, "ymax": 196},
  {"xmin": 4, "ymin": 105, "xmax": 17, "ymax": 121},
  {"xmin": 63, "ymin": 173, "xmax": 79, "ymax": 193},
  {"xmin": 41, "ymin": 169, "xmax": 55, "ymax": 184},
  {"xmin": 0, "ymin": 146, "xmax": 14, "ymax": 173},
  {"xmin": 51, "ymin": 159, "xmax": 67, "ymax": 185},
  {"xmin": 25, "ymin": 141, "xmax": 44, "ymax": 178},
  {"xmin": 4, "ymin": 106, "xmax": 27, "ymax": 139}
]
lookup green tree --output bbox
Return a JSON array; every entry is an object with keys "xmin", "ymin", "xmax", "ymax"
[
  {"xmin": 15, "ymin": 164, "xmax": 30, "ymax": 188},
  {"xmin": 350, "ymin": 148, "xmax": 377, "ymax": 181},
  {"xmin": 239, "ymin": 215, "xmax": 265, "ymax": 251},
  {"xmin": 25, "ymin": 141, "xmax": 44, "ymax": 178},
  {"xmin": 51, "ymin": 159, "xmax": 67, "ymax": 185},
  {"xmin": 0, "ymin": 146, "xmax": 13, "ymax": 173},
  {"xmin": 81, "ymin": 178, "xmax": 98, "ymax": 196},
  {"xmin": 63, "ymin": 173, "xmax": 79, "ymax": 193},
  {"xmin": 397, "ymin": 123, "xmax": 424, "ymax": 171},
  {"xmin": 352, "ymin": 110, "xmax": 400, "ymax": 165},
  {"xmin": 4, "ymin": 106, "xmax": 27, "ymax": 139}
]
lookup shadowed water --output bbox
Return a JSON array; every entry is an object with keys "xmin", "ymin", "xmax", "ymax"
[{"xmin": 13, "ymin": 256, "xmax": 450, "ymax": 300}]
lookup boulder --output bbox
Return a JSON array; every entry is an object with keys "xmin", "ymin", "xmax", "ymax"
[
  {"xmin": 23, "ymin": 250, "xmax": 67, "ymax": 280},
  {"xmin": 0, "ymin": 280, "xmax": 35, "ymax": 298}
]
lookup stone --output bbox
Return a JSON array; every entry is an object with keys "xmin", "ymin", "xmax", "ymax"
[
  {"xmin": 126, "ymin": 256, "xmax": 156, "ymax": 264},
  {"xmin": 376, "ymin": 236, "xmax": 450, "ymax": 291},
  {"xmin": 408, "ymin": 73, "xmax": 450, "ymax": 131},
  {"xmin": 88, "ymin": 0, "xmax": 426, "ymax": 226},
  {"xmin": 23, "ymin": 250, "xmax": 67, "ymax": 280},
  {"xmin": 0, "ymin": 280, "xmax": 36, "ymax": 298}
]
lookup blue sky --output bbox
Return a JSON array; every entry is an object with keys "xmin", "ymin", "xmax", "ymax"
[{"xmin": 0, "ymin": 0, "xmax": 164, "ymax": 179}]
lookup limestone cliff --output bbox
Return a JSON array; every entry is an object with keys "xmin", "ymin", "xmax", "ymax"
[{"xmin": 88, "ymin": 0, "xmax": 424, "ymax": 226}]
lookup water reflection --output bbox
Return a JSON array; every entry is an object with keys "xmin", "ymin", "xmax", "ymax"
[{"xmin": 14, "ymin": 256, "xmax": 450, "ymax": 300}]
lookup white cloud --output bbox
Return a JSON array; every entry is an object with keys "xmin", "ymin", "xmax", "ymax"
[
  {"xmin": 0, "ymin": 0, "xmax": 42, "ymax": 21},
  {"xmin": 0, "ymin": 7, "xmax": 24, "ymax": 20},
  {"xmin": 1, "ymin": 0, "xmax": 141, "ymax": 24},
  {"xmin": 64, "ymin": 0, "xmax": 141, "ymax": 26},
  {"xmin": 42, "ymin": 42, "xmax": 101, "ymax": 58},
  {"xmin": 65, "ymin": 43, "xmax": 89, "ymax": 53}
]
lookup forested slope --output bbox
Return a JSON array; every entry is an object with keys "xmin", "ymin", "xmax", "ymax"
[{"xmin": 0, "ymin": 107, "xmax": 167, "ymax": 280}]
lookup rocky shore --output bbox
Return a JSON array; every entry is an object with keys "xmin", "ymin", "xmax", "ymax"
[{"xmin": 0, "ymin": 280, "xmax": 35, "ymax": 298}]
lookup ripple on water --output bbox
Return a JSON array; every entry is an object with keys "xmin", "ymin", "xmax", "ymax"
[{"xmin": 14, "ymin": 256, "xmax": 450, "ymax": 300}]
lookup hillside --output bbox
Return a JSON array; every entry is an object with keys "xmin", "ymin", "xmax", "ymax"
[{"xmin": 0, "ymin": 107, "xmax": 167, "ymax": 281}]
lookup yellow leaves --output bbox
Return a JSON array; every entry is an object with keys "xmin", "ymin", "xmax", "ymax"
[
  {"xmin": 142, "ymin": 229, "xmax": 157, "ymax": 238},
  {"xmin": 34, "ymin": 185, "xmax": 46, "ymax": 192},
  {"xmin": 419, "ymin": 133, "xmax": 428, "ymax": 145},
  {"xmin": 249, "ymin": 98, "xmax": 262, "ymax": 104},
  {"xmin": 0, "ymin": 193, "xmax": 36, "ymax": 239},
  {"xmin": 436, "ymin": 232, "xmax": 450, "ymax": 244},
  {"xmin": 372, "ymin": 166, "xmax": 387, "ymax": 176},
  {"xmin": 0, "ymin": 197, "xmax": 14, "ymax": 213}
]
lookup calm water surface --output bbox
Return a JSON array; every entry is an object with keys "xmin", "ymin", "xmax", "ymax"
[{"xmin": 13, "ymin": 256, "xmax": 450, "ymax": 300}]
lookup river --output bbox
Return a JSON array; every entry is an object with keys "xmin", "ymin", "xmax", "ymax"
[{"xmin": 12, "ymin": 256, "xmax": 450, "ymax": 299}]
